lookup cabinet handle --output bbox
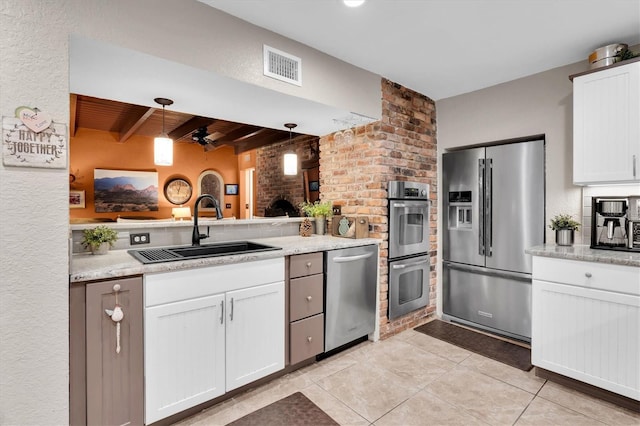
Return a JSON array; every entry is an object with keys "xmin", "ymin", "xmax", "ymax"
[
  {"xmin": 307, "ymin": 336, "xmax": 313, "ymax": 343},
  {"xmin": 230, "ymin": 298, "xmax": 234, "ymax": 321},
  {"xmin": 306, "ymin": 262, "xmax": 312, "ymax": 268},
  {"xmin": 220, "ymin": 300, "xmax": 224, "ymax": 324},
  {"xmin": 306, "ymin": 296, "xmax": 313, "ymax": 302},
  {"xmin": 585, "ymin": 272, "xmax": 592, "ymax": 278},
  {"xmin": 634, "ymin": 155, "xmax": 637, "ymax": 178}
]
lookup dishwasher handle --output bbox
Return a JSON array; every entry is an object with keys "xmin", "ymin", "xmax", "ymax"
[{"xmin": 332, "ymin": 252, "xmax": 374, "ymax": 263}]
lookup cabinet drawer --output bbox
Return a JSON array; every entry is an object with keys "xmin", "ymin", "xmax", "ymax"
[
  {"xmin": 290, "ymin": 252, "xmax": 323, "ymax": 278},
  {"xmin": 290, "ymin": 274, "xmax": 323, "ymax": 321},
  {"xmin": 290, "ymin": 314, "xmax": 324, "ymax": 365},
  {"xmin": 533, "ymin": 256, "xmax": 640, "ymax": 296}
]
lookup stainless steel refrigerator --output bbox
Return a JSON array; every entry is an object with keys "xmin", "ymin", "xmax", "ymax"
[{"xmin": 442, "ymin": 139, "xmax": 545, "ymax": 341}]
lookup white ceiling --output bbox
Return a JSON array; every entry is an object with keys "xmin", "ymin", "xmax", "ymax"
[{"xmin": 200, "ymin": 0, "xmax": 640, "ymax": 100}]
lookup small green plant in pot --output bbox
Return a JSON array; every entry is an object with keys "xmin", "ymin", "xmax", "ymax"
[
  {"xmin": 549, "ymin": 214, "xmax": 580, "ymax": 246},
  {"xmin": 82, "ymin": 225, "xmax": 118, "ymax": 255},
  {"xmin": 299, "ymin": 200, "xmax": 333, "ymax": 235}
]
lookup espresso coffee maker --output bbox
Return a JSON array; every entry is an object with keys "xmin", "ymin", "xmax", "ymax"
[{"xmin": 591, "ymin": 197, "xmax": 629, "ymax": 250}]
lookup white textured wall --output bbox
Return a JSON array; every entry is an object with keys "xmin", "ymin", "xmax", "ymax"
[
  {"xmin": 434, "ymin": 59, "xmax": 589, "ymax": 315},
  {"xmin": 0, "ymin": 1, "xmax": 381, "ymax": 424},
  {"xmin": 0, "ymin": 2, "xmax": 74, "ymax": 424}
]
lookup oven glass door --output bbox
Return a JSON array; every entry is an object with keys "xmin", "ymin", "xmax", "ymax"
[
  {"xmin": 388, "ymin": 255, "xmax": 430, "ymax": 319},
  {"xmin": 389, "ymin": 199, "xmax": 430, "ymax": 259}
]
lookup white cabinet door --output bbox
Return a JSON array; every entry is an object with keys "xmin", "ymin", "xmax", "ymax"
[
  {"xmin": 532, "ymin": 279, "xmax": 640, "ymax": 400},
  {"xmin": 573, "ymin": 61, "xmax": 640, "ymax": 184},
  {"xmin": 225, "ymin": 281, "xmax": 285, "ymax": 391},
  {"xmin": 145, "ymin": 294, "xmax": 226, "ymax": 424}
]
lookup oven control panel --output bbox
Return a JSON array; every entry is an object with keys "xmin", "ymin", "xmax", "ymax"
[{"xmin": 388, "ymin": 180, "xmax": 430, "ymax": 200}]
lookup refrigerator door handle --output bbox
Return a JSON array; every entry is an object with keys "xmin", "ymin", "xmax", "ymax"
[
  {"xmin": 486, "ymin": 158, "xmax": 493, "ymax": 257},
  {"xmin": 443, "ymin": 261, "xmax": 531, "ymax": 282},
  {"xmin": 478, "ymin": 159, "xmax": 485, "ymax": 256}
]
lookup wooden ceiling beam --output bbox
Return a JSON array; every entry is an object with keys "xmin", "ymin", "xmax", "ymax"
[
  {"xmin": 234, "ymin": 132, "xmax": 289, "ymax": 154},
  {"xmin": 118, "ymin": 107, "xmax": 156, "ymax": 143},
  {"xmin": 216, "ymin": 125, "xmax": 264, "ymax": 143}
]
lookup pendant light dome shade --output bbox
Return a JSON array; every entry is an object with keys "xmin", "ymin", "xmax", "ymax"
[
  {"xmin": 154, "ymin": 97, "xmax": 174, "ymax": 166},
  {"xmin": 154, "ymin": 136, "xmax": 173, "ymax": 166},
  {"xmin": 283, "ymin": 123, "xmax": 298, "ymax": 176}
]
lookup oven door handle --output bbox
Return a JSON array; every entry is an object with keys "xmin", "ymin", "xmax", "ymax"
[
  {"xmin": 392, "ymin": 259, "xmax": 429, "ymax": 269},
  {"xmin": 333, "ymin": 252, "xmax": 374, "ymax": 263},
  {"xmin": 392, "ymin": 203, "xmax": 407, "ymax": 208}
]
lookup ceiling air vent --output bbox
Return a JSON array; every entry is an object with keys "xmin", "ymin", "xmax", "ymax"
[{"xmin": 263, "ymin": 45, "xmax": 302, "ymax": 86}]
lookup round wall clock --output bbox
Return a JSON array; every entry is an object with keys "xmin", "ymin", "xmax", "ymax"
[{"xmin": 164, "ymin": 178, "xmax": 193, "ymax": 205}]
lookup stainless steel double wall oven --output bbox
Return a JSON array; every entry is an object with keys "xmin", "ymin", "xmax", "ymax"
[{"xmin": 387, "ymin": 181, "xmax": 431, "ymax": 319}]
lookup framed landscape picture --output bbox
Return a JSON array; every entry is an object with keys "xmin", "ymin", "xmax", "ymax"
[
  {"xmin": 225, "ymin": 184, "xmax": 239, "ymax": 195},
  {"xmin": 69, "ymin": 190, "xmax": 85, "ymax": 209},
  {"xmin": 94, "ymin": 169, "xmax": 158, "ymax": 212}
]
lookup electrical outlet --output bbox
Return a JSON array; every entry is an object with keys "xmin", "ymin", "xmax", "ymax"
[
  {"xmin": 130, "ymin": 232, "xmax": 150, "ymax": 245},
  {"xmin": 226, "ymin": 203, "xmax": 232, "ymax": 209},
  {"xmin": 332, "ymin": 205, "xmax": 342, "ymax": 215}
]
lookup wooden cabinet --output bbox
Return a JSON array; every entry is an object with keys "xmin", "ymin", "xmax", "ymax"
[
  {"xmin": 144, "ymin": 258, "xmax": 285, "ymax": 423},
  {"xmin": 572, "ymin": 60, "xmax": 640, "ymax": 184},
  {"xmin": 288, "ymin": 252, "xmax": 325, "ymax": 365},
  {"xmin": 70, "ymin": 276, "xmax": 144, "ymax": 426},
  {"xmin": 531, "ymin": 256, "xmax": 640, "ymax": 400}
]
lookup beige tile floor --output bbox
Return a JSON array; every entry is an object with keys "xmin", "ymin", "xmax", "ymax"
[{"xmin": 176, "ymin": 328, "xmax": 640, "ymax": 426}]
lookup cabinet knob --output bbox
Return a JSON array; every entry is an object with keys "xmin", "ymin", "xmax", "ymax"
[
  {"xmin": 306, "ymin": 262, "xmax": 312, "ymax": 268},
  {"xmin": 307, "ymin": 336, "xmax": 313, "ymax": 343},
  {"xmin": 306, "ymin": 296, "xmax": 313, "ymax": 302},
  {"xmin": 112, "ymin": 284, "xmax": 121, "ymax": 292},
  {"xmin": 585, "ymin": 272, "xmax": 592, "ymax": 278}
]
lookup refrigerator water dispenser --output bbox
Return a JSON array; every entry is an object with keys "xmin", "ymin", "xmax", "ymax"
[{"xmin": 448, "ymin": 191, "xmax": 472, "ymax": 229}]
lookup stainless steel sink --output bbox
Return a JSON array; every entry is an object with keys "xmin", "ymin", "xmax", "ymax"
[{"xmin": 128, "ymin": 241, "xmax": 281, "ymax": 264}]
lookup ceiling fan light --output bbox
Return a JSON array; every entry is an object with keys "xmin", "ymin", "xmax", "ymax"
[
  {"xmin": 284, "ymin": 152, "xmax": 298, "ymax": 175},
  {"xmin": 154, "ymin": 136, "xmax": 173, "ymax": 166},
  {"xmin": 343, "ymin": 0, "xmax": 365, "ymax": 7}
]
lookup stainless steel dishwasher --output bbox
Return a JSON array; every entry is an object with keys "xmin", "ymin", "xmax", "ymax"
[{"xmin": 324, "ymin": 244, "xmax": 378, "ymax": 352}]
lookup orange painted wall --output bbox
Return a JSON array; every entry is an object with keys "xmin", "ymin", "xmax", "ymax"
[{"xmin": 69, "ymin": 128, "xmax": 240, "ymax": 220}]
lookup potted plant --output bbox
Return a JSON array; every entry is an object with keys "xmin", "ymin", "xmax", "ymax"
[
  {"xmin": 299, "ymin": 200, "xmax": 333, "ymax": 235},
  {"xmin": 549, "ymin": 214, "xmax": 580, "ymax": 246},
  {"xmin": 82, "ymin": 225, "xmax": 119, "ymax": 255}
]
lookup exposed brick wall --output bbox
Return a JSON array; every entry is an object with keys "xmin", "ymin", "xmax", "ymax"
[
  {"xmin": 256, "ymin": 138, "xmax": 317, "ymax": 216},
  {"xmin": 319, "ymin": 78, "xmax": 437, "ymax": 339}
]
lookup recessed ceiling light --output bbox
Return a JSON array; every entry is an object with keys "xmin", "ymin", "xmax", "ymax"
[{"xmin": 343, "ymin": 0, "xmax": 365, "ymax": 7}]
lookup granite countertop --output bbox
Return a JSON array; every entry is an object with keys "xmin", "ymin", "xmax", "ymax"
[
  {"xmin": 526, "ymin": 244, "xmax": 640, "ymax": 267},
  {"xmin": 70, "ymin": 235, "xmax": 381, "ymax": 283}
]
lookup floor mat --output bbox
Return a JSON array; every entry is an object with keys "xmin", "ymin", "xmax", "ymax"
[
  {"xmin": 227, "ymin": 392, "xmax": 339, "ymax": 426},
  {"xmin": 414, "ymin": 319, "xmax": 533, "ymax": 371}
]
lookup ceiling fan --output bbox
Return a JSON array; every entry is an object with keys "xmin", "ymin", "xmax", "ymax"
[{"xmin": 190, "ymin": 126, "xmax": 226, "ymax": 152}]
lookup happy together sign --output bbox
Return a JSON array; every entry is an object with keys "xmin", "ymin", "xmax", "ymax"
[{"xmin": 2, "ymin": 108, "xmax": 67, "ymax": 169}]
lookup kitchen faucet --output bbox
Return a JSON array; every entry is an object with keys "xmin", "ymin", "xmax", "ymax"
[{"xmin": 192, "ymin": 194, "xmax": 223, "ymax": 246}]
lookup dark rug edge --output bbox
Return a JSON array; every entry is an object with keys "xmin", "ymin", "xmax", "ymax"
[
  {"xmin": 414, "ymin": 319, "xmax": 533, "ymax": 372},
  {"xmin": 226, "ymin": 391, "xmax": 339, "ymax": 426}
]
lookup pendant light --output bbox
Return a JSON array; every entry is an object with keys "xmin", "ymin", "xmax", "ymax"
[
  {"xmin": 283, "ymin": 123, "xmax": 298, "ymax": 176},
  {"xmin": 154, "ymin": 97, "xmax": 174, "ymax": 166}
]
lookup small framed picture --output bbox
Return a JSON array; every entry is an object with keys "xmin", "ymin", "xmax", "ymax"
[
  {"xmin": 225, "ymin": 184, "xmax": 239, "ymax": 195},
  {"xmin": 309, "ymin": 181, "xmax": 319, "ymax": 192},
  {"xmin": 69, "ymin": 190, "xmax": 85, "ymax": 209}
]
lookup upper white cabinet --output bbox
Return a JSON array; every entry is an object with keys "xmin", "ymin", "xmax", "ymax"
[{"xmin": 572, "ymin": 60, "xmax": 640, "ymax": 185}]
